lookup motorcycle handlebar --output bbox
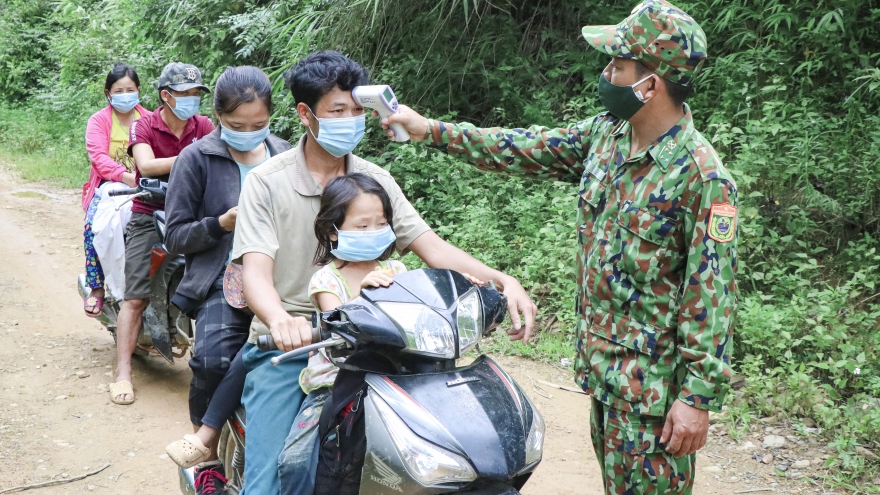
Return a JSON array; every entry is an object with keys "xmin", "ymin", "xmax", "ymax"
[
  {"xmin": 107, "ymin": 187, "xmax": 140, "ymax": 197},
  {"xmin": 256, "ymin": 325, "xmax": 326, "ymax": 352},
  {"xmin": 269, "ymin": 338, "xmax": 343, "ymax": 367}
]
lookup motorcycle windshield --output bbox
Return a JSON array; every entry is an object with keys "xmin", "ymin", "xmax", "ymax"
[
  {"xmin": 327, "ymin": 269, "xmax": 480, "ymax": 355},
  {"xmin": 366, "ymin": 355, "xmax": 532, "ymax": 479},
  {"xmin": 361, "ymin": 268, "xmax": 472, "ymax": 311}
]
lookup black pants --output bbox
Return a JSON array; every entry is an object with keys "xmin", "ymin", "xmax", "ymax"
[{"xmin": 189, "ymin": 275, "xmax": 251, "ymax": 427}]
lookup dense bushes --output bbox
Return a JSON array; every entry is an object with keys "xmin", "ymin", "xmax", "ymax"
[{"xmin": 2, "ymin": 0, "xmax": 880, "ymax": 484}]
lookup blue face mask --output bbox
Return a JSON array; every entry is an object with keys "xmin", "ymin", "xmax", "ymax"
[
  {"xmin": 221, "ymin": 124, "xmax": 270, "ymax": 152},
  {"xmin": 331, "ymin": 225, "xmax": 397, "ymax": 262},
  {"xmin": 109, "ymin": 92, "xmax": 140, "ymax": 113},
  {"xmin": 308, "ymin": 108, "xmax": 366, "ymax": 158},
  {"xmin": 168, "ymin": 94, "xmax": 202, "ymax": 120}
]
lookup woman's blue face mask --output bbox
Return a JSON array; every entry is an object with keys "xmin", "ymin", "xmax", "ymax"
[
  {"xmin": 220, "ymin": 124, "xmax": 270, "ymax": 152},
  {"xmin": 109, "ymin": 92, "xmax": 140, "ymax": 113}
]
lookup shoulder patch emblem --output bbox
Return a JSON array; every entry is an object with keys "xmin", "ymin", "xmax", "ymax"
[{"xmin": 708, "ymin": 203, "xmax": 736, "ymax": 243}]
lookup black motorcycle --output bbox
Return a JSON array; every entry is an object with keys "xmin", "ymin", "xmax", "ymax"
[
  {"xmin": 179, "ymin": 268, "xmax": 544, "ymax": 494},
  {"xmin": 77, "ymin": 178, "xmax": 192, "ymax": 363}
]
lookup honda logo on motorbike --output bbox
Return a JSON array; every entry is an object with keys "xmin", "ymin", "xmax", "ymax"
[
  {"xmin": 446, "ymin": 376, "xmax": 479, "ymax": 387},
  {"xmin": 369, "ymin": 453, "xmax": 403, "ymax": 492}
]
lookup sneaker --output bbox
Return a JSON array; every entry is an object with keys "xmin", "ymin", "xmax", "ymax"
[{"xmin": 194, "ymin": 463, "xmax": 228, "ymax": 495}]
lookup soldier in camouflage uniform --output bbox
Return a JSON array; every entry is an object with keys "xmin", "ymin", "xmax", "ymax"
[{"xmin": 382, "ymin": 0, "xmax": 736, "ymax": 493}]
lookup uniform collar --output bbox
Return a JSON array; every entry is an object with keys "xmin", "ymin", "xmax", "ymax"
[
  {"xmin": 293, "ymin": 133, "xmax": 354, "ymax": 197},
  {"xmin": 648, "ymin": 104, "xmax": 695, "ymax": 172},
  {"xmin": 611, "ymin": 104, "xmax": 695, "ymax": 172}
]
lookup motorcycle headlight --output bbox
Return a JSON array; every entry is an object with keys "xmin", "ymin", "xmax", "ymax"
[
  {"xmin": 524, "ymin": 397, "xmax": 545, "ymax": 466},
  {"xmin": 377, "ymin": 302, "xmax": 455, "ymax": 359},
  {"xmin": 456, "ymin": 289, "xmax": 482, "ymax": 354},
  {"xmin": 374, "ymin": 394, "xmax": 477, "ymax": 486}
]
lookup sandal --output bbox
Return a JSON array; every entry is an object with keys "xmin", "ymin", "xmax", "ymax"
[
  {"xmin": 166, "ymin": 434, "xmax": 212, "ymax": 468},
  {"xmin": 109, "ymin": 380, "xmax": 135, "ymax": 405},
  {"xmin": 84, "ymin": 295, "xmax": 104, "ymax": 318}
]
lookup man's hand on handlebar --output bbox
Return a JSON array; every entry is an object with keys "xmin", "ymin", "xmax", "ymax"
[{"xmin": 266, "ymin": 314, "xmax": 313, "ymax": 352}]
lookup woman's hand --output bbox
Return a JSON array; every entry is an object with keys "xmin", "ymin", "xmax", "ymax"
[
  {"xmin": 361, "ymin": 268, "xmax": 394, "ymax": 289},
  {"xmin": 121, "ymin": 172, "xmax": 137, "ymax": 188},
  {"xmin": 219, "ymin": 206, "xmax": 238, "ymax": 232}
]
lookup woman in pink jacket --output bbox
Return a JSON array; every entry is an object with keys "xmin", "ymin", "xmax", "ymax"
[{"xmin": 83, "ymin": 63, "xmax": 149, "ymax": 317}]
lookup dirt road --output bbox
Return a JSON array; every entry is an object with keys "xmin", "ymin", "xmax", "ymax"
[{"xmin": 0, "ymin": 167, "xmax": 819, "ymax": 494}]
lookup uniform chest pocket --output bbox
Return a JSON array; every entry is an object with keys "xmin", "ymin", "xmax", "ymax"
[
  {"xmin": 578, "ymin": 172, "xmax": 606, "ymax": 241},
  {"xmin": 612, "ymin": 200, "xmax": 677, "ymax": 285}
]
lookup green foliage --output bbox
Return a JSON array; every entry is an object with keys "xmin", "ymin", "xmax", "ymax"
[
  {"xmin": 2, "ymin": 0, "xmax": 880, "ymax": 482},
  {"xmin": 0, "ymin": 0, "xmax": 56, "ymax": 102},
  {"xmin": 731, "ymin": 235, "xmax": 880, "ymax": 485},
  {"xmin": 0, "ymin": 106, "xmax": 88, "ymax": 188}
]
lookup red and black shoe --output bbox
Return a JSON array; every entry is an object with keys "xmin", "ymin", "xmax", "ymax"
[{"xmin": 194, "ymin": 461, "xmax": 228, "ymax": 495}]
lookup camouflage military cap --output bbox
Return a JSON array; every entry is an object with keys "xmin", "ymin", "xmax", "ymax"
[
  {"xmin": 157, "ymin": 62, "xmax": 210, "ymax": 92},
  {"xmin": 581, "ymin": 0, "xmax": 707, "ymax": 86}
]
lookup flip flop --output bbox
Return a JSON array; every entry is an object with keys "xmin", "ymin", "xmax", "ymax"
[
  {"xmin": 165, "ymin": 434, "xmax": 212, "ymax": 468},
  {"xmin": 109, "ymin": 380, "xmax": 134, "ymax": 405},
  {"xmin": 84, "ymin": 295, "xmax": 104, "ymax": 318}
]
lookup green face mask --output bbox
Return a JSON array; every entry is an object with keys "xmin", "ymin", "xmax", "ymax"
[{"xmin": 597, "ymin": 73, "xmax": 654, "ymax": 121}]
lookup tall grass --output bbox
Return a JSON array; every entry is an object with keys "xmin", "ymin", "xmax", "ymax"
[{"xmin": 0, "ymin": 106, "xmax": 88, "ymax": 188}]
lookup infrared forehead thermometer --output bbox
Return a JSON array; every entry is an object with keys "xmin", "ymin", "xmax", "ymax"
[{"xmin": 351, "ymin": 85, "xmax": 410, "ymax": 142}]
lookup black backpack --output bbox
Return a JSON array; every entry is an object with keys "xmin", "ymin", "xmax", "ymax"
[{"xmin": 313, "ymin": 351, "xmax": 396, "ymax": 495}]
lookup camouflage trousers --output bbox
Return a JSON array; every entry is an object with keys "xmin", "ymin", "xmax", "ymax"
[{"xmin": 590, "ymin": 398, "xmax": 695, "ymax": 494}]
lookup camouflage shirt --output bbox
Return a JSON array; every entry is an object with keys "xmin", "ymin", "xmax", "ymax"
[{"xmin": 427, "ymin": 105, "xmax": 737, "ymax": 417}]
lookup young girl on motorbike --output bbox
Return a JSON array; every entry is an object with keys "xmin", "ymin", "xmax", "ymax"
[
  {"xmin": 277, "ymin": 172, "xmax": 483, "ymax": 495},
  {"xmin": 304, "ymin": 171, "xmax": 482, "ymax": 389},
  {"xmin": 274, "ymin": 172, "xmax": 404, "ymax": 495},
  {"xmin": 310, "ymin": 173, "xmax": 404, "ymax": 311}
]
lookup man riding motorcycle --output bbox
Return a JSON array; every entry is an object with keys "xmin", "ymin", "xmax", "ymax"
[
  {"xmin": 115, "ymin": 62, "xmax": 213, "ymax": 405},
  {"xmin": 228, "ymin": 50, "xmax": 537, "ymax": 495}
]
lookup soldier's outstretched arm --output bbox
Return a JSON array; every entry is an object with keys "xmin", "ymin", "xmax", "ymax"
[
  {"xmin": 675, "ymin": 177, "xmax": 738, "ymax": 413},
  {"xmin": 382, "ymin": 105, "xmax": 594, "ymax": 184}
]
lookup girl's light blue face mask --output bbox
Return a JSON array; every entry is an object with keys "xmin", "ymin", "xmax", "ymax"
[
  {"xmin": 331, "ymin": 225, "xmax": 397, "ymax": 262},
  {"xmin": 109, "ymin": 92, "xmax": 140, "ymax": 113},
  {"xmin": 221, "ymin": 124, "xmax": 270, "ymax": 152},
  {"xmin": 308, "ymin": 107, "xmax": 366, "ymax": 158},
  {"xmin": 168, "ymin": 94, "xmax": 202, "ymax": 120}
]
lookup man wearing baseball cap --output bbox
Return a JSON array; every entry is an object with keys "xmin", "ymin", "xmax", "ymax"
[
  {"xmin": 383, "ymin": 1, "xmax": 737, "ymax": 492},
  {"xmin": 110, "ymin": 63, "xmax": 214, "ymax": 409}
]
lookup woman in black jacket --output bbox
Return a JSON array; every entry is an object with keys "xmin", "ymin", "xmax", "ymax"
[{"xmin": 162, "ymin": 66, "xmax": 292, "ymax": 494}]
